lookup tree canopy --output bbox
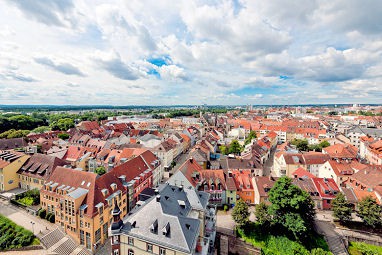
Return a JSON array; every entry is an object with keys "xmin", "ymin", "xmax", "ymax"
[
  {"xmin": 268, "ymin": 177, "xmax": 315, "ymax": 238},
  {"xmin": 357, "ymin": 196, "xmax": 382, "ymax": 228},
  {"xmin": 332, "ymin": 193, "xmax": 352, "ymax": 223},
  {"xmin": 244, "ymin": 130, "xmax": 257, "ymax": 145},
  {"xmin": 95, "ymin": 166, "xmax": 106, "ymax": 176},
  {"xmin": 232, "ymin": 199, "xmax": 250, "ymax": 227},
  {"xmin": 228, "ymin": 140, "xmax": 243, "ymax": 155}
]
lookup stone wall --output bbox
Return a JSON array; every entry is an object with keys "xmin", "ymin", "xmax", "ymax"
[{"xmin": 216, "ymin": 230, "xmax": 261, "ymax": 255}]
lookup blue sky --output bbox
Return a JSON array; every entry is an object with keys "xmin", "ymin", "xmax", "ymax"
[{"xmin": 0, "ymin": 0, "xmax": 381, "ymax": 105}]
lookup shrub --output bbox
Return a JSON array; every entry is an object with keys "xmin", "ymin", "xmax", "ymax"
[
  {"xmin": 223, "ymin": 204, "xmax": 229, "ymax": 212},
  {"xmin": 0, "ymin": 214, "xmax": 34, "ymax": 250},
  {"xmin": 46, "ymin": 213, "xmax": 55, "ymax": 223},
  {"xmin": 38, "ymin": 209, "xmax": 46, "ymax": 219}
]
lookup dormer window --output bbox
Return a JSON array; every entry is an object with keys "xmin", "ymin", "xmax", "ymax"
[
  {"xmin": 150, "ymin": 219, "xmax": 158, "ymax": 233},
  {"xmin": 111, "ymin": 183, "xmax": 117, "ymax": 191},
  {"xmin": 162, "ymin": 222, "xmax": 170, "ymax": 237}
]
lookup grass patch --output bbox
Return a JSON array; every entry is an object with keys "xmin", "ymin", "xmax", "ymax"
[
  {"xmin": 0, "ymin": 214, "xmax": 36, "ymax": 250},
  {"xmin": 237, "ymin": 222, "xmax": 332, "ymax": 255},
  {"xmin": 31, "ymin": 238, "xmax": 40, "ymax": 246},
  {"xmin": 348, "ymin": 241, "xmax": 382, "ymax": 255}
]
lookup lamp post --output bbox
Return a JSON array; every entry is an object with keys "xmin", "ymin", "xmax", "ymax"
[{"xmin": 30, "ymin": 221, "xmax": 35, "ymax": 235}]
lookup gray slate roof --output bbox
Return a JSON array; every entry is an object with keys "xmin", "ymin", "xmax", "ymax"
[{"xmin": 120, "ymin": 184, "xmax": 209, "ymax": 253}]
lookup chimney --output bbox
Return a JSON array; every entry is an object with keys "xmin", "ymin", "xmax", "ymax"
[
  {"xmin": 189, "ymin": 157, "xmax": 193, "ymax": 163},
  {"xmin": 156, "ymin": 195, "xmax": 161, "ymax": 202},
  {"xmin": 154, "ymin": 189, "xmax": 159, "ymax": 195}
]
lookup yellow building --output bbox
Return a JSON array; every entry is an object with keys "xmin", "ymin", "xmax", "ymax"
[
  {"xmin": 0, "ymin": 150, "xmax": 29, "ymax": 191},
  {"xmin": 41, "ymin": 152, "xmax": 159, "ymax": 253}
]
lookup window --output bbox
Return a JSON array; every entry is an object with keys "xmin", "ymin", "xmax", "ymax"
[
  {"xmin": 113, "ymin": 249, "xmax": 119, "ymax": 255},
  {"xmin": 85, "ymin": 232, "xmax": 91, "ymax": 249},
  {"xmin": 159, "ymin": 247, "xmax": 166, "ymax": 255},
  {"xmin": 95, "ymin": 228, "xmax": 101, "ymax": 243},
  {"xmin": 113, "ymin": 235, "xmax": 119, "ymax": 244},
  {"xmin": 128, "ymin": 250, "xmax": 134, "ymax": 255},
  {"xmin": 128, "ymin": 237, "xmax": 134, "ymax": 245},
  {"xmin": 147, "ymin": 243, "xmax": 153, "ymax": 252},
  {"xmin": 80, "ymin": 230, "xmax": 84, "ymax": 245}
]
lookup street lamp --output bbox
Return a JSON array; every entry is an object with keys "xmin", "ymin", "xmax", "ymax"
[{"xmin": 30, "ymin": 221, "xmax": 35, "ymax": 235}]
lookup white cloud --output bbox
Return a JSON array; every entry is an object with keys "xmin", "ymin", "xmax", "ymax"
[{"xmin": 0, "ymin": 0, "xmax": 381, "ymax": 105}]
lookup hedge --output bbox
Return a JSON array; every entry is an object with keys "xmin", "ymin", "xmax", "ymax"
[{"xmin": 0, "ymin": 214, "xmax": 35, "ymax": 250}]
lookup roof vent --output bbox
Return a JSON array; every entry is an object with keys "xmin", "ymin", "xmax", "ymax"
[{"xmin": 186, "ymin": 223, "xmax": 191, "ymax": 230}]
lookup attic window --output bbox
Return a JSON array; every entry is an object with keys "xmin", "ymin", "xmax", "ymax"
[
  {"xmin": 178, "ymin": 200, "xmax": 186, "ymax": 208},
  {"xmin": 150, "ymin": 219, "xmax": 158, "ymax": 233},
  {"xmin": 101, "ymin": 189, "xmax": 108, "ymax": 196},
  {"xmin": 81, "ymin": 181, "xmax": 85, "ymax": 185},
  {"xmin": 162, "ymin": 222, "xmax": 170, "ymax": 237},
  {"xmin": 186, "ymin": 224, "xmax": 191, "ymax": 230},
  {"xmin": 87, "ymin": 182, "xmax": 91, "ymax": 187}
]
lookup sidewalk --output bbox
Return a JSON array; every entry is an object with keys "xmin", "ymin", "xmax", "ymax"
[{"xmin": 0, "ymin": 198, "xmax": 54, "ymax": 235}]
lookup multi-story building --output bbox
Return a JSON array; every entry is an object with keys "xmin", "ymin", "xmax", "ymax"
[
  {"xmin": 0, "ymin": 150, "xmax": 29, "ymax": 191},
  {"xmin": 17, "ymin": 154, "xmax": 68, "ymax": 190},
  {"xmin": 40, "ymin": 150, "xmax": 160, "ymax": 253},
  {"xmin": 274, "ymin": 152, "xmax": 330, "ymax": 177},
  {"xmin": 109, "ymin": 184, "xmax": 216, "ymax": 255}
]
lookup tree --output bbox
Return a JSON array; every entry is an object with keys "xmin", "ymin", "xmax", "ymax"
[
  {"xmin": 332, "ymin": 193, "xmax": 352, "ymax": 223},
  {"xmin": 50, "ymin": 118, "xmax": 74, "ymax": 131},
  {"xmin": 319, "ymin": 140, "xmax": 330, "ymax": 149},
  {"xmin": 268, "ymin": 177, "xmax": 315, "ymax": 238},
  {"xmin": 357, "ymin": 196, "xmax": 382, "ymax": 228},
  {"xmin": 58, "ymin": 133, "xmax": 70, "ymax": 140},
  {"xmin": 228, "ymin": 140, "xmax": 243, "ymax": 155},
  {"xmin": 219, "ymin": 145, "xmax": 228, "ymax": 155},
  {"xmin": 232, "ymin": 199, "xmax": 249, "ymax": 227},
  {"xmin": 254, "ymin": 202, "xmax": 270, "ymax": 226},
  {"xmin": 31, "ymin": 126, "xmax": 50, "ymax": 134},
  {"xmin": 95, "ymin": 166, "xmax": 106, "ymax": 176},
  {"xmin": 244, "ymin": 130, "xmax": 257, "ymax": 145}
]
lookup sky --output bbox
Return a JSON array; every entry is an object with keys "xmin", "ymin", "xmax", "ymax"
[{"xmin": 0, "ymin": 0, "xmax": 382, "ymax": 106}]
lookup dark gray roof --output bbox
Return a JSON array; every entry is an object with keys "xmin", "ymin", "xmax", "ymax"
[{"xmin": 120, "ymin": 184, "xmax": 208, "ymax": 253}]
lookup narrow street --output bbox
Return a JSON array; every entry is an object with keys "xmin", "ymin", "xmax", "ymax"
[{"xmin": 263, "ymin": 148, "xmax": 276, "ymax": 176}]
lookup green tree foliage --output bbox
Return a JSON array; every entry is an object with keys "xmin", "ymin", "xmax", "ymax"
[
  {"xmin": 332, "ymin": 193, "xmax": 352, "ymax": 223},
  {"xmin": 254, "ymin": 202, "xmax": 270, "ymax": 226},
  {"xmin": 291, "ymin": 139, "xmax": 309, "ymax": 152},
  {"xmin": 310, "ymin": 248, "xmax": 332, "ymax": 255},
  {"xmin": 268, "ymin": 177, "xmax": 315, "ymax": 239},
  {"xmin": 219, "ymin": 145, "xmax": 228, "ymax": 155},
  {"xmin": 37, "ymin": 208, "xmax": 46, "ymax": 219},
  {"xmin": 357, "ymin": 196, "xmax": 382, "ymax": 228},
  {"xmin": 0, "ymin": 214, "xmax": 35, "ymax": 250},
  {"xmin": 50, "ymin": 118, "xmax": 75, "ymax": 131},
  {"xmin": 16, "ymin": 189, "xmax": 40, "ymax": 206},
  {"xmin": 31, "ymin": 126, "xmax": 51, "ymax": 134},
  {"xmin": 232, "ymin": 199, "xmax": 250, "ymax": 227},
  {"xmin": 95, "ymin": 166, "xmax": 106, "ymax": 176},
  {"xmin": 244, "ymin": 130, "xmax": 257, "ymax": 145},
  {"xmin": 0, "ymin": 129, "xmax": 30, "ymax": 139},
  {"xmin": 57, "ymin": 133, "xmax": 70, "ymax": 140},
  {"xmin": 228, "ymin": 140, "xmax": 243, "ymax": 155}
]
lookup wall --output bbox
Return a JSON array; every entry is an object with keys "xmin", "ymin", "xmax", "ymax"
[{"xmin": 216, "ymin": 230, "xmax": 261, "ymax": 255}]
